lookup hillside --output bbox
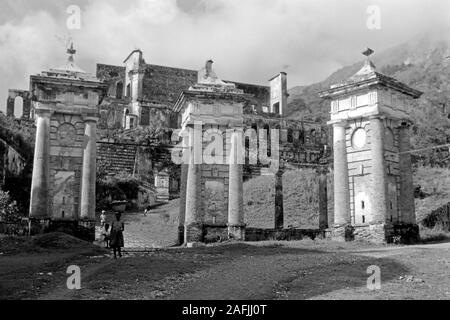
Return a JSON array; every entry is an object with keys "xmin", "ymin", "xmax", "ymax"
[
  {"xmin": 244, "ymin": 169, "xmax": 333, "ymax": 229},
  {"xmin": 287, "ymin": 31, "xmax": 450, "ymax": 163},
  {"xmin": 243, "ymin": 166, "xmax": 450, "ymax": 230}
]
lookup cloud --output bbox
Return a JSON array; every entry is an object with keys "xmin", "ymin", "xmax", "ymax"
[{"xmin": 1, "ymin": 0, "xmax": 449, "ymax": 113}]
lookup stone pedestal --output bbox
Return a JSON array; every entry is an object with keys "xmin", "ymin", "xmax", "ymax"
[
  {"xmin": 185, "ymin": 222, "xmax": 204, "ymax": 244},
  {"xmin": 28, "ymin": 218, "xmax": 50, "ymax": 235},
  {"xmin": 227, "ymin": 224, "xmax": 246, "ymax": 240},
  {"xmin": 329, "ymin": 224, "xmax": 355, "ymax": 242}
]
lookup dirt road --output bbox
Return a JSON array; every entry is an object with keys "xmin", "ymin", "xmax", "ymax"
[{"xmin": 2, "ymin": 234, "xmax": 449, "ymax": 300}]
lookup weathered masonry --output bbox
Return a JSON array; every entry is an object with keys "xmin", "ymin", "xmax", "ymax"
[
  {"xmin": 320, "ymin": 49, "xmax": 423, "ymax": 243},
  {"xmin": 174, "ymin": 61, "xmax": 249, "ymax": 246},
  {"xmin": 28, "ymin": 45, "xmax": 107, "ymax": 241}
]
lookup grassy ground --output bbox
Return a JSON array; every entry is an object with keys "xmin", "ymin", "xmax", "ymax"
[
  {"xmin": 414, "ymin": 166, "xmax": 450, "ymax": 223},
  {"xmin": 1, "ymin": 233, "xmax": 449, "ymax": 300},
  {"xmin": 244, "ymin": 169, "xmax": 325, "ymax": 229},
  {"xmin": 244, "ymin": 166, "xmax": 450, "ymax": 229}
]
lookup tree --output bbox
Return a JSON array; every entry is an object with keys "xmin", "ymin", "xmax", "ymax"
[{"xmin": 0, "ymin": 189, "xmax": 21, "ymax": 223}]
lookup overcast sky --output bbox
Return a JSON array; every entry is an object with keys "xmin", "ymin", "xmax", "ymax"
[{"xmin": 1, "ymin": 0, "xmax": 449, "ymax": 113}]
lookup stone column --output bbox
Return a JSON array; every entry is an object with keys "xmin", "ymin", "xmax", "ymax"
[
  {"xmin": 29, "ymin": 109, "xmax": 51, "ymax": 233},
  {"xmin": 80, "ymin": 118, "xmax": 98, "ymax": 220},
  {"xmin": 274, "ymin": 169, "xmax": 284, "ymax": 230},
  {"xmin": 398, "ymin": 122, "xmax": 415, "ymax": 224},
  {"xmin": 30, "ymin": 110, "xmax": 51, "ymax": 218},
  {"xmin": 228, "ymin": 130, "xmax": 245, "ymax": 240},
  {"xmin": 370, "ymin": 116, "xmax": 388, "ymax": 224},
  {"xmin": 6, "ymin": 98, "xmax": 14, "ymax": 117},
  {"xmin": 318, "ymin": 167, "xmax": 329, "ymax": 229},
  {"xmin": 184, "ymin": 125, "xmax": 203, "ymax": 245},
  {"xmin": 178, "ymin": 163, "xmax": 188, "ymax": 245},
  {"xmin": 333, "ymin": 121, "xmax": 351, "ymax": 225}
]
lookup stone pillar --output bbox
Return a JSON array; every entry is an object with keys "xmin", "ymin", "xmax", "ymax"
[
  {"xmin": 184, "ymin": 125, "xmax": 203, "ymax": 245},
  {"xmin": 23, "ymin": 98, "xmax": 31, "ymax": 119},
  {"xmin": 80, "ymin": 118, "xmax": 98, "ymax": 220},
  {"xmin": 318, "ymin": 167, "xmax": 328, "ymax": 229},
  {"xmin": 228, "ymin": 130, "xmax": 245, "ymax": 240},
  {"xmin": 398, "ymin": 123, "xmax": 415, "ymax": 224},
  {"xmin": 274, "ymin": 169, "xmax": 284, "ymax": 230},
  {"xmin": 370, "ymin": 117, "xmax": 388, "ymax": 224},
  {"xmin": 79, "ymin": 118, "xmax": 97, "ymax": 240},
  {"xmin": 178, "ymin": 163, "xmax": 188, "ymax": 245},
  {"xmin": 29, "ymin": 109, "xmax": 51, "ymax": 233},
  {"xmin": 333, "ymin": 121, "xmax": 350, "ymax": 225},
  {"xmin": 6, "ymin": 98, "xmax": 14, "ymax": 117}
]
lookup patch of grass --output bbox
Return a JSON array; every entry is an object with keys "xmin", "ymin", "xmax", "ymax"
[
  {"xmin": 0, "ymin": 232, "xmax": 107, "ymax": 255},
  {"xmin": 414, "ymin": 166, "xmax": 450, "ymax": 223},
  {"xmin": 419, "ymin": 226, "xmax": 450, "ymax": 243},
  {"xmin": 244, "ymin": 169, "xmax": 332, "ymax": 229}
]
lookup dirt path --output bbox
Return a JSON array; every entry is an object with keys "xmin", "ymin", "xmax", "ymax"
[
  {"xmin": 2, "ymin": 237, "xmax": 449, "ymax": 300},
  {"xmin": 164, "ymin": 241, "xmax": 450, "ymax": 300},
  {"xmin": 37, "ymin": 255, "xmax": 115, "ymax": 300}
]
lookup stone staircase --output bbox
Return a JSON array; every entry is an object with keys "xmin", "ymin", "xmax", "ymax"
[{"xmin": 97, "ymin": 142, "xmax": 138, "ymax": 175}]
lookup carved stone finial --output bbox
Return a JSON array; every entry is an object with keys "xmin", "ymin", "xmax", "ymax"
[
  {"xmin": 205, "ymin": 60, "xmax": 213, "ymax": 77},
  {"xmin": 362, "ymin": 47, "xmax": 374, "ymax": 58},
  {"xmin": 67, "ymin": 42, "xmax": 76, "ymax": 56}
]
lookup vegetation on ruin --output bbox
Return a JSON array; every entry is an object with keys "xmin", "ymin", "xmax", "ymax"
[
  {"xmin": 96, "ymin": 170, "xmax": 141, "ymax": 211},
  {"xmin": 244, "ymin": 169, "xmax": 329, "ymax": 229},
  {"xmin": 0, "ymin": 188, "xmax": 21, "ymax": 223},
  {"xmin": 287, "ymin": 32, "xmax": 450, "ymax": 167},
  {"xmin": 0, "ymin": 112, "xmax": 35, "ymax": 162}
]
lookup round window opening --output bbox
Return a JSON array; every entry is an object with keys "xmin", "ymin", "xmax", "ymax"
[{"xmin": 352, "ymin": 128, "xmax": 367, "ymax": 149}]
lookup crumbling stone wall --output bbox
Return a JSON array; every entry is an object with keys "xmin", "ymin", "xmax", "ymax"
[
  {"xmin": 0, "ymin": 138, "xmax": 27, "ymax": 186},
  {"xmin": 142, "ymin": 64, "xmax": 197, "ymax": 105},
  {"xmin": 96, "ymin": 64, "xmax": 126, "ymax": 98},
  {"xmin": 6, "ymin": 90, "xmax": 32, "ymax": 119},
  {"xmin": 97, "ymin": 141, "xmax": 138, "ymax": 175}
]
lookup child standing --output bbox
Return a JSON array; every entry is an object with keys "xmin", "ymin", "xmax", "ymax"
[{"xmin": 110, "ymin": 212, "xmax": 125, "ymax": 259}]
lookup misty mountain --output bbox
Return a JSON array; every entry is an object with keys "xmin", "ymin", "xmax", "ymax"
[{"xmin": 287, "ymin": 31, "xmax": 450, "ymax": 160}]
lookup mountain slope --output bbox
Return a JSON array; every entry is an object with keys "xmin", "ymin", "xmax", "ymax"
[{"xmin": 287, "ymin": 31, "xmax": 450, "ymax": 160}]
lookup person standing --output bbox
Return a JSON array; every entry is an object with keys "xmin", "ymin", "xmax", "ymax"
[
  {"xmin": 100, "ymin": 210, "xmax": 107, "ymax": 228},
  {"xmin": 110, "ymin": 212, "xmax": 125, "ymax": 259}
]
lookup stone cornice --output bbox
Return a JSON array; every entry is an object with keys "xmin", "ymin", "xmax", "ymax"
[
  {"xmin": 173, "ymin": 89, "xmax": 251, "ymax": 113},
  {"xmin": 319, "ymin": 72, "xmax": 423, "ymax": 99}
]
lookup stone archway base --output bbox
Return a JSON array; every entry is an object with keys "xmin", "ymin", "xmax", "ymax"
[{"xmin": 326, "ymin": 223, "xmax": 420, "ymax": 244}]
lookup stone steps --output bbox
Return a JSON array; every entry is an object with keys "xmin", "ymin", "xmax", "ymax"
[{"xmin": 97, "ymin": 143, "xmax": 138, "ymax": 175}]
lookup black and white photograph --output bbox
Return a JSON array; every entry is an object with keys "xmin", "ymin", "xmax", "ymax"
[{"xmin": 0, "ymin": 0, "xmax": 449, "ymax": 308}]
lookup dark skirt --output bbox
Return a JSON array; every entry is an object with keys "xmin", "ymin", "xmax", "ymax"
[{"xmin": 110, "ymin": 230, "xmax": 124, "ymax": 248}]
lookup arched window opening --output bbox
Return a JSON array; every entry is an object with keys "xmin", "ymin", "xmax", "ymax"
[
  {"xmin": 14, "ymin": 96, "xmax": 24, "ymax": 119},
  {"xmin": 126, "ymin": 84, "xmax": 131, "ymax": 97},
  {"xmin": 116, "ymin": 82, "xmax": 123, "ymax": 99},
  {"xmin": 287, "ymin": 128, "xmax": 294, "ymax": 143}
]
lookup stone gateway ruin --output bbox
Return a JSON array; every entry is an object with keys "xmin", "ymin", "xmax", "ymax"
[
  {"xmin": 28, "ymin": 45, "xmax": 107, "ymax": 240},
  {"xmin": 8, "ymin": 43, "xmax": 423, "ymax": 245},
  {"xmin": 320, "ymin": 49, "xmax": 423, "ymax": 243}
]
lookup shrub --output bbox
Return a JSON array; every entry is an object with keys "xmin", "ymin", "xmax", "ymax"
[
  {"xmin": 96, "ymin": 172, "xmax": 143, "ymax": 211},
  {"xmin": 0, "ymin": 189, "xmax": 21, "ymax": 223}
]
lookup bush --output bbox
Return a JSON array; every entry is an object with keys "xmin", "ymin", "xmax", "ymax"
[
  {"xmin": 0, "ymin": 189, "xmax": 21, "ymax": 223},
  {"xmin": 96, "ymin": 172, "xmax": 142, "ymax": 211},
  {"xmin": 420, "ymin": 226, "xmax": 450, "ymax": 243}
]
